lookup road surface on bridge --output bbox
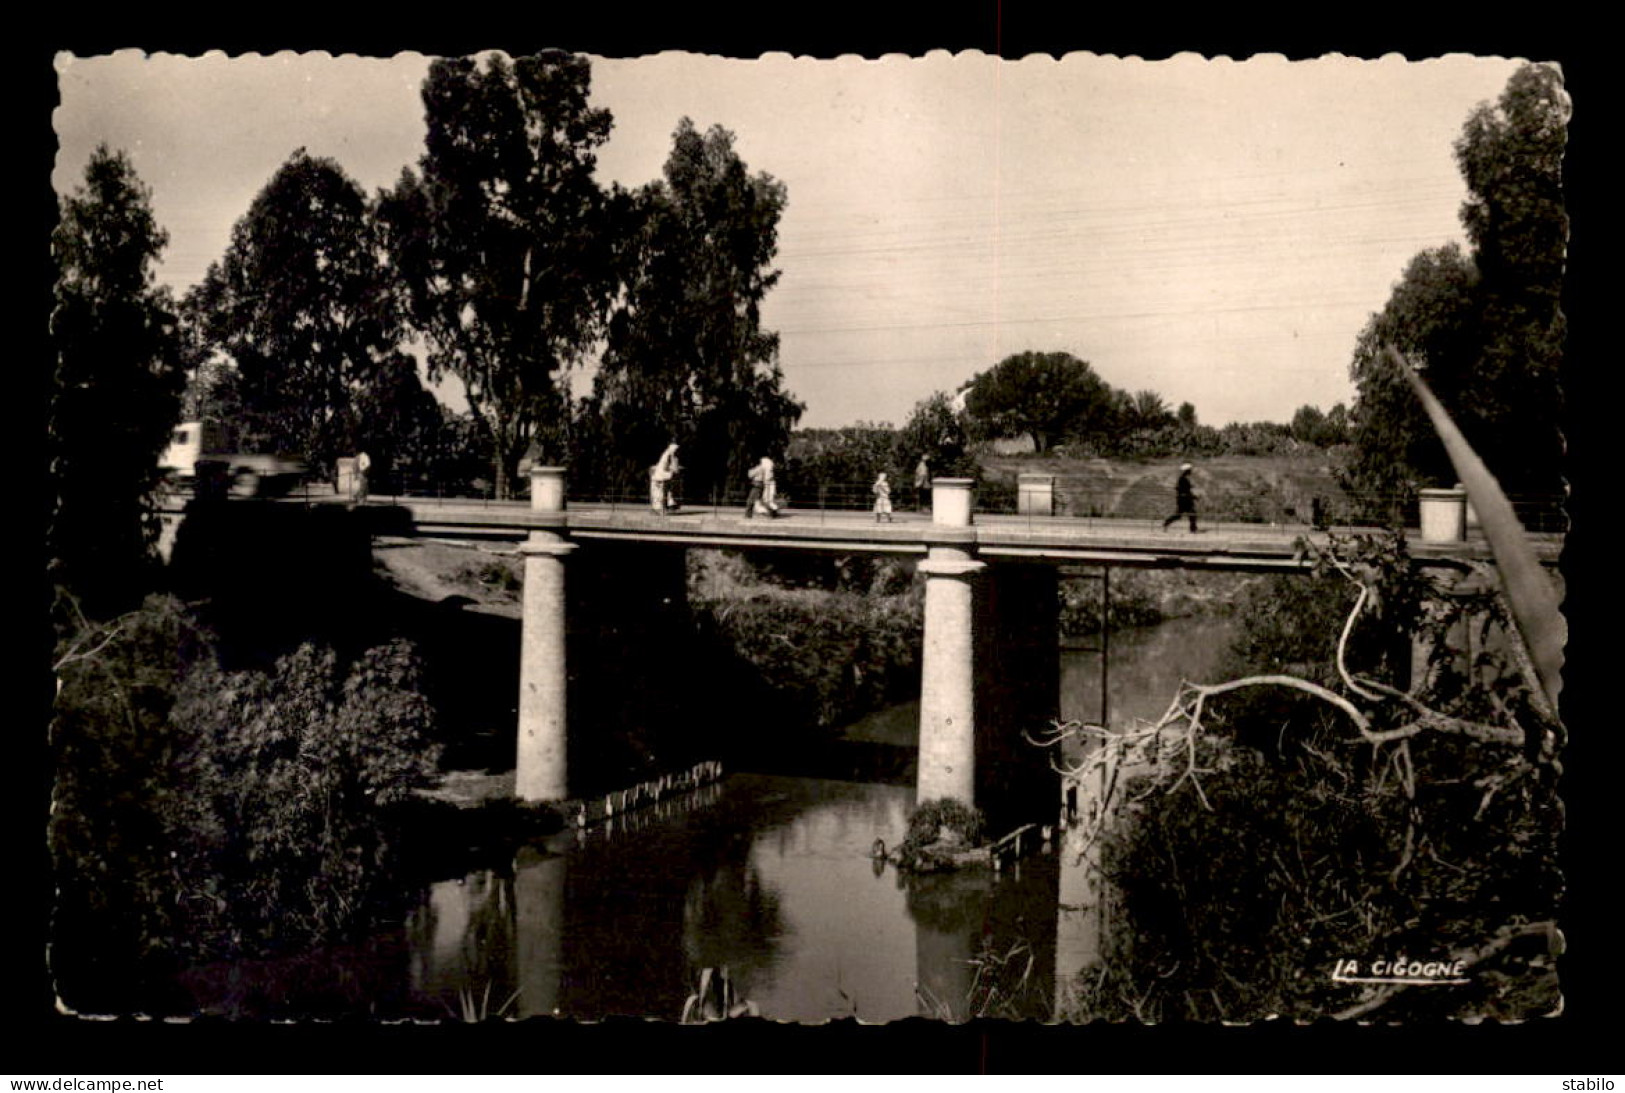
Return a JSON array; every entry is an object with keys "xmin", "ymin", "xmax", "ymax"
[{"xmin": 360, "ymin": 495, "xmax": 1559, "ymax": 572}]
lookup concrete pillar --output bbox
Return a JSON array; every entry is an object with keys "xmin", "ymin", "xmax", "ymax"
[
  {"xmin": 1419, "ymin": 487, "xmax": 1467, "ymax": 543},
  {"xmin": 917, "ymin": 546, "xmax": 985, "ymax": 807},
  {"xmin": 517, "ymin": 467, "xmax": 575, "ymax": 802},
  {"xmin": 530, "ymin": 465, "xmax": 567, "ymax": 512},
  {"xmin": 931, "ymin": 477, "xmax": 976, "ymax": 526},
  {"xmin": 1017, "ymin": 473, "xmax": 1056, "ymax": 516}
]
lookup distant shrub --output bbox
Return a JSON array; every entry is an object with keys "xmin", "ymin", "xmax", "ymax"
[{"xmin": 462, "ymin": 558, "xmax": 521, "ymax": 596}]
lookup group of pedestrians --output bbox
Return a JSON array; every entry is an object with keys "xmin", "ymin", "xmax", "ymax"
[
  {"xmin": 649, "ymin": 441, "xmax": 933, "ymax": 522},
  {"xmin": 646, "ymin": 442, "xmax": 1201, "ymax": 530}
]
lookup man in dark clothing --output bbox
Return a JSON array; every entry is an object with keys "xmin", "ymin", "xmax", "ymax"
[{"xmin": 1162, "ymin": 462, "xmax": 1198, "ymax": 532}]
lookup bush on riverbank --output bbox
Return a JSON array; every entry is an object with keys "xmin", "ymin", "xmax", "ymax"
[
  {"xmin": 51, "ymin": 595, "xmax": 442, "ymax": 1011},
  {"xmin": 894, "ymin": 798, "xmax": 987, "ymax": 873},
  {"xmin": 688, "ymin": 551, "xmax": 923, "ymax": 737},
  {"xmin": 1062, "ymin": 537, "xmax": 1562, "ymax": 1022}
]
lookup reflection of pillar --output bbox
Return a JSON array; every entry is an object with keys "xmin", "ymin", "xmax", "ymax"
[
  {"xmin": 517, "ymin": 467, "xmax": 575, "ymax": 802},
  {"xmin": 917, "ymin": 546, "xmax": 985, "ymax": 806},
  {"xmin": 915, "ymin": 917, "xmax": 976, "ymax": 1023},
  {"xmin": 513, "ymin": 844, "xmax": 567, "ymax": 1019},
  {"xmin": 907, "ymin": 873, "xmax": 984, "ymax": 1023},
  {"xmin": 1054, "ymin": 831, "xmax": 1103, "ymax": 1014}
]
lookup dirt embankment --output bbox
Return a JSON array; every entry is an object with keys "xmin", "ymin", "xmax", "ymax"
[
  {"xmin": 371, "ymin": 537, "xmax": 523, "ymax": 616},
  {"xmin": 980, "ymin": 452, "xmax": 1347, "ymax": 524}
]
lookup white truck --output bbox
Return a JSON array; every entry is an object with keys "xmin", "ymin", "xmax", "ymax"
[{"xmin": 160, "ymin": 421, "xmax": 308, "ymax": 498}]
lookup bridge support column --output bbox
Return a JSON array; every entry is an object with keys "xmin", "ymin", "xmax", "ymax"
[
  {"xmin": 917, "ymin": 477, "xmax": 984, "ymax": 808},
  {"xmin": 517, "ymin": 468, "xmax": 575, "ymax": 802},
  {"xmin": 917, "ymin": 548, "xmax": 985, "ymax": 806}
]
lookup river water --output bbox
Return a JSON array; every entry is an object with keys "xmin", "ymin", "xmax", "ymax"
[{"xmin": 110, "ymin": 615, "xmax": 1238, "ymax": 1023}]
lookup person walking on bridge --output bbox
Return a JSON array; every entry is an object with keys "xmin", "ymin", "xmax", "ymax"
[
  {"xmin": 872, "ymin": 471, "xmax": 894, "ymax": 523},
  {"xmin": 759, "ymin": 456, "xmax": 781, "ymax": 517},
  {"xmin": 355, "ymin": 450, "xmax": 371, "ymax": 504},
  {"xmin": 914, "ymin": 456, "xmax": 931, "ymax": 512},
  {"xmin": 744, "ymin": 456, "xmax": 774, "ymax": 518},
  {"xmin": 650, "ymin": 441, "xmax": 680, "ymax": 514},
  {"xmin": 1161, "ymin": 462, "xmax": 1199, "ymax": 533}
]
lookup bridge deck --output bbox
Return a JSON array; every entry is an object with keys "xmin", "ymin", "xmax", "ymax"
[{"xmin": 379, "ymin": 498, "xmax": 1559, "ymax": 572}]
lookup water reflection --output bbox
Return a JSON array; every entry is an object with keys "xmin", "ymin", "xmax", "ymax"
[
  {"xmin": 398, "ymin": 775, "xmax": 1067, "ymax": 1023},
  {"xmin": 1061, "ymin": 615, "xmax": 1236, "ymax": 728}
]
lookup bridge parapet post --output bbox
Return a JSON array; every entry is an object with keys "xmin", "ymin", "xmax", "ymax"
[
  {"xmin": 518, "ymin": 466, "xmax": 576, "ymax": 802},
  {"xmin": 529, "ymin": 466, "xmax": 568, "ymax": 513},
  {"xmin": 930, "ymin": 477, "xmax": 975, "ymax": 527}
]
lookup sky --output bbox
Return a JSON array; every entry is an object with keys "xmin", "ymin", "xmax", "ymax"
[{"xmin": 51, "ymin": 49, "xmax": 1538, "ymax": 430}]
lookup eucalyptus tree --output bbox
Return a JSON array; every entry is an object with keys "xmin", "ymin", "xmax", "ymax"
[
  {"xmin": 594, "ymin": 118, "xmax": 804, "ymax": 500},
  {"xmin": 50, "ymin": 144, "xmax": 183, "ymax": 618},
  {"xmin": 1347, "ymin": 63, "xmax": 1568, "ymax": 510},
  {"xmin": 382, "ymin": 52, "xmax": 619, "ymax": 499},
  {"xmin": 186, "ymin": 149, "xmax": 416, "ymax": 476}
]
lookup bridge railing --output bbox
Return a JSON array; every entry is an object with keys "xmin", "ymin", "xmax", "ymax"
[
  {"xmin": 285, "ymin": 468, "xmax": 1566, "ymax": 537},
  {"xmin": 968, "ymin": 473, "xmax": 1568, "ymax": 536}
]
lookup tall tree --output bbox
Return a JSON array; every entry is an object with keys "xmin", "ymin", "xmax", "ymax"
[
  {"xmin": 594, "ymin": 118, "xmax": 804, "ymax": 500},
  {"xmin": 1130, "ymin": 389, "xmax": 1172, "ymax": 432},
  {"xmin": 895, "ymin": 392, "xmax": 976, "ymax": 479},
  {"xmin": 1346, "ymin": 244, "xmax": 1480, "ymax": 509},
  {"xmin": 185, "ymin": 149, "xmax": 415, "ymax": 475},
  {"xmin": 50, "ymin": 145, "xmax": 183, "ymax": 618},
  {"xmin": 1347, "ymin": 63, "xmax": 1567, "ymax": 510},
  {"xmin": 1452, "ymin": 62, "xmax": 1567, "ymax": 498},
  {"xmin": 382, "ymin": 52, "xmax": 619, "ymax": 499},
  {"xmin": 961, "ymin": 350, "xmax": 1115, "ymax": 453}
]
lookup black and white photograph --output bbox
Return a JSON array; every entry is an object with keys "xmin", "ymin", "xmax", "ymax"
[{"xmin": 44, "ymin": 38, "xmax": 1579, "ymax": 1047}]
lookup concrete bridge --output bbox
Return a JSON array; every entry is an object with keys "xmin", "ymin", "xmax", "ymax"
[
  {"xmin": 377, "ymin": 467, "xmax": 1554, "ymax": 824},
  {"xmin": 162, "ymin": 469, "xmax": 1557, "ymax": 825}
]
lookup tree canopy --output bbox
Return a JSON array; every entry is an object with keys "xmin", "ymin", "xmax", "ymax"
[
  {"xmin": 185, "ymin": 149, "xmax": 416, "ymax": 475},
  {"xmin": 1346, "ymin": 64, "xmax": 1567, "ymax": 510},
  {"xmin": 961, "ymin": 350, "xmax": 1116, "ymax": 453},
  {"xmin": 895, "ymin": 392, "xmax": 976, "ymax": 479},
  {"xmin": 381, "ymin": 52, "xmax": 619, "ymax": 498},
  {"xmin": 50, "ymin": 145, "xmax": 183, "ymax": 619},
  {"xmin": 593, "ymin": 118, "xmax": 804, "ymax": 500}
]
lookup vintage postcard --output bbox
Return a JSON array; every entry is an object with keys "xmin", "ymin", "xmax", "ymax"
[{"xmin": 47, "ymin": 44, "xmax": 1570, "ymax": 1039}]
